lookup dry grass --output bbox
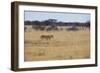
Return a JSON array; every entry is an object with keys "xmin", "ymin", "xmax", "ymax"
[{"xmin": 24, "ymin": 27, "xmax": 90, "ymax": 61}]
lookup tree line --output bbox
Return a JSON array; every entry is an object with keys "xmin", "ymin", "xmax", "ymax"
[{"xmin": 24, "ymin": 19, "xmax": 90, "ymax": 31}]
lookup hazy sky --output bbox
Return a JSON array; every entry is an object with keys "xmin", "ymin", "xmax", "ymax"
[{"xmin": 24, "ymin": 11, "xmax": 90, "ymax": 23}]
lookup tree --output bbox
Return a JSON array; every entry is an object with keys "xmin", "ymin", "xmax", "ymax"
[
  {"xmin": 85, "ymin": 21, "xmax": 90, "ymax": 27},
  {"xmin": 32, "ymin": 21, "xmax": 40, "ymax": 25},
  {"xmin": 42, "ymin": 20, "xmax": 50, "ymax": 26},
  {"xmin": 24, "ymin": 21, "xmax": 32, "ymax": 25}
]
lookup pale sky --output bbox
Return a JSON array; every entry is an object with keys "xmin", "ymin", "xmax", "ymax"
[{"xmin": 24, "ymin": 11, "xmax": 90, "ymax": 23}]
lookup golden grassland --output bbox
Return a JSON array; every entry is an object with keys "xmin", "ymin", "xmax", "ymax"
[{"xmin": 24, "ymin": 27, "xmax": 90, "ymax": 61}]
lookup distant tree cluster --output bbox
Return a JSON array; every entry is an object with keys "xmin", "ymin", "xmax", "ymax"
[{"xmin": 24, "ymin": 19, "xmax": 90, "ymax": 31}]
